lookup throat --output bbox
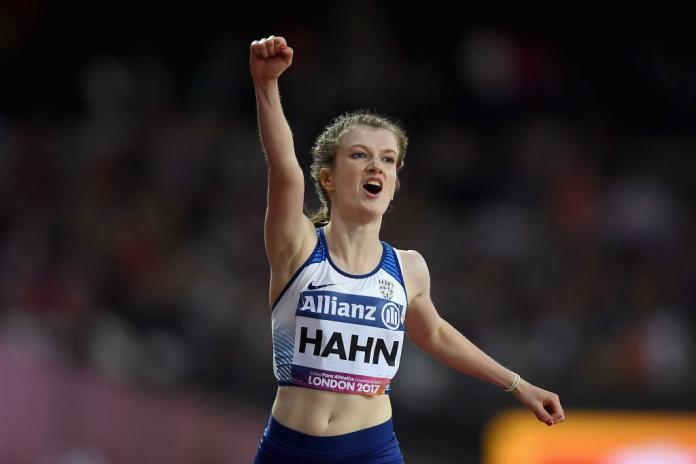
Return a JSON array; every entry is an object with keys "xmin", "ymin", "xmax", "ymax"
[
  {"xmin": 324, "ymin": 233, "xmax": 383, "ymax": 275},
  {"xmin": 323, "ymin": 223, "xmax": 383, "ymax": 274}
]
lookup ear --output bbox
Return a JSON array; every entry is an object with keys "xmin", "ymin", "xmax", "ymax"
[{"xmin": 319, "ymin": 167, "xmax": 334, "ymax": 192}]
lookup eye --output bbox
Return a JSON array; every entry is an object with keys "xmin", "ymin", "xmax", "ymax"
[
  {"xmin": 351, "ymin": 152, "xmax": 367, "ymax": 159},
  {"xmin": 382, "ymin": 156, "xmax": 396, "ymax": 164}
]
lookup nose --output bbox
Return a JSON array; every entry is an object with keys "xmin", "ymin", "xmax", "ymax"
[{"xmin": 367, "ymin": 158, "xmax": 385, "ymax": 173}]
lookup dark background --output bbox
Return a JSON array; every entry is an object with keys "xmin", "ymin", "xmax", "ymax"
[{"xmin": 2, "ymin": 2, "xmax": 695, "ymax": 462}]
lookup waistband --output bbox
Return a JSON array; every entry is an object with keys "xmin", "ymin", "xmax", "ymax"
[{"xmin": 263, "ymin": 415, "xmax": 395, "ymax": 455}]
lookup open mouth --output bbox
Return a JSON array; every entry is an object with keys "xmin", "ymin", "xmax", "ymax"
[{"xmin": 363, "ymin": 180, "xmax": 383, "ymax": 195}]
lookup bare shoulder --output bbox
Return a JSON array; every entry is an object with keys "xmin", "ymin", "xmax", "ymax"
[
  {"xmin": 396, "ymin": 249, "xmax": 428, "ymax": 274},
  {"xmin": 396, "ymin": 249, "xmax": 431, "ymax": 301}
]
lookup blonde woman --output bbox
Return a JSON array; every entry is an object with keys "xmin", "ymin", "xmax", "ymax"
[{"xmin": 250, "ymin": 35, "xmax": 565, "ymax": 464}]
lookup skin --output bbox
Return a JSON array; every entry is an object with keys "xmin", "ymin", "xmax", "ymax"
[{"xmin": 251, "ymin": 35, "xmax": 565, "ymax": 437}]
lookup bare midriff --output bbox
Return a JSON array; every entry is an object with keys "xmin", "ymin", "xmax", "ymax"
[{"xmin": 271, "ymin": 385, "xmax": 393, "ymax": 436}]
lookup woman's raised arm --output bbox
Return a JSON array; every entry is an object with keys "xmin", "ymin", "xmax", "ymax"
[{"xmin": 250, "ymin": 36, "xmax": 315, "ymax": 271}]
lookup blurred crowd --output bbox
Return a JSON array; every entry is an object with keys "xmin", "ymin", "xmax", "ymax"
[{"xmin": 1, "ymin": 4, "xmax": 695, "ymax": 461}]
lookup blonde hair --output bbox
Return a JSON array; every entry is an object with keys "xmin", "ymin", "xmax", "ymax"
[{"xmin": 309, "ymin": 111, "xmax": 408, "ymax": 226}]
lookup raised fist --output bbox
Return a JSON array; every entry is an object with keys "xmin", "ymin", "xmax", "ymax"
[{"xmin": 250, "ymin": 35, "xmax": 294, "ymax": 82}]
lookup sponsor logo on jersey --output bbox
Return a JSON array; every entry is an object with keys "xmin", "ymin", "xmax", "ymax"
[
  {"xmin": 296, "ymin": 290, "xmax": 404, "ymax": 331},
  {"xmin": 381, "ymin": 302, "xmax": 402, "ymax": 330},
  {"xmin": 307, "ymin": 281, "xmax": 337, "ymax": 290}
]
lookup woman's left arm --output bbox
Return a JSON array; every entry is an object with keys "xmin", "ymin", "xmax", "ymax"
[{"xmin": 400, "ymin": 250, "xmax": 565, "ymax": 426}]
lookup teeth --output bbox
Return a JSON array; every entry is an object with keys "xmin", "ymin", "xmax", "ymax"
[{"xmin": 366, "ymin": 180, "xmax": 382, "ymax": 187}]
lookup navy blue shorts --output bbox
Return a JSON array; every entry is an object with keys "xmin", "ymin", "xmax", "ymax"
[{"xmin": 254, "ymin": 416, "xmax": 404, "ymax": 463}]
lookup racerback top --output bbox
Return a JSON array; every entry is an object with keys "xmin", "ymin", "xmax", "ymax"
[{"xmin": 271, "ymin": 226, "xmax": 408, "ymax": 396}]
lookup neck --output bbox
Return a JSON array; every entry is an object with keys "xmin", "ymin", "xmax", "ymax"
[{"xmin": 324, "ymin": 214, "xmax": 383, "ymax": 274}]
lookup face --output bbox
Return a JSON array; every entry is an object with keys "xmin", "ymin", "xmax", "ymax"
[{"xmin": 320, "ymin": 125, "xmax": 399, "ymax": 221}]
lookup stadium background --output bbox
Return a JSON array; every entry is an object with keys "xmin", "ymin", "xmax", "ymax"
[{"xmin": 1, "ymin": 3, "xmax": 695, "ymax": 463}]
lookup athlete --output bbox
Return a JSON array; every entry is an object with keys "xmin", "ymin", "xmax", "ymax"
[{"xmin": 251, "ymin": 35, "xmax": 565, "ymax": 463}]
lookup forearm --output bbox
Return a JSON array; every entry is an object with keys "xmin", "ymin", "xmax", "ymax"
[
  {"xmin": 254, "ymin": 79, "xmax": 298, "ymax": 176},
  {"xmin": 422, "ymin": 319, "xmax": 515, "ymax": 390}
]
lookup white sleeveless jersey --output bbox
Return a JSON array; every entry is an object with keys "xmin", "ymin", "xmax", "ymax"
[{"xmin": 271, "ymin": 226, "xmax": 408, "ymax": 396}]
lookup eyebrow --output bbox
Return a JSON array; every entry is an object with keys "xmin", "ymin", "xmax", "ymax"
[{"xmin": 347, "ymin": 144, "xmax": 397, "ymax": 155}]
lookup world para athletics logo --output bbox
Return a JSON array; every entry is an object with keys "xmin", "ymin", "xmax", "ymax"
[{"xmin": 381, "ymin": 302, "xmax": 402, "ymax": 330}]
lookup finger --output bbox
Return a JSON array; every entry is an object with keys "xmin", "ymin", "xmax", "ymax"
[
  {"xmin": 273, "ymin": 37, "xmax": 284, "ymax": 55},
  {"xmin": 549, "ymin": 405, "xmax": 565, "ymax": 424},
  {"xmin": 276, "ymin": 37, "xmax": 291, "ymax": 57},
  {"xmin": 256, "ymin": 39, "xmax": 269, "ymax": 58},
  {"xmin": 533, "ymin": 404, "xmax": 553, "ymax": 426},
  {"xmin": 544, "ymin": 396, "xmax": 565, "ymax": 424},
  {"xmin": 280, "ymin": 44, "xmax": 293, "ymax": 59},
  {"xmin": 264, "ymin": 36, "xmax": 276, "ymax": 57},
  {"xmin": 544, "ymin": 395, "xmax": 563, "ymax": 412},
  {"xmin": 251, "ymin": 43, "xmax": 266, "ymax": 58}
]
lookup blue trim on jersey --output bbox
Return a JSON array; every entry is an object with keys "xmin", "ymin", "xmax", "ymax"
[
  {"xmin": 272, "ymin": 326, "xmax": 295, "ymax": 380},
  {"xmin": 308, "ymin": 228, "xmax": 326, "ymax": 264},
  {"xmin": 271, "ymin": 229, "xmax": 324, "ymax": 311},
  {"xmin": 319, "ymin": 227, "xmax": 386, "ymax": 279},
  {"xmin": 381, "ymin": 243, "xmax": 405, "ymax": 287}
]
